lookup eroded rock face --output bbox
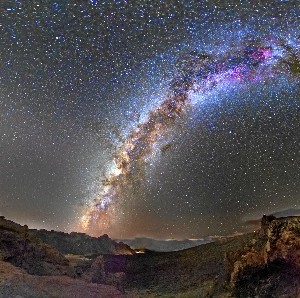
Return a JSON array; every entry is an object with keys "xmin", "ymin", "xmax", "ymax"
[{"xmin": 232, "ymin": 216, "xmax": 300, "ymax": 297}]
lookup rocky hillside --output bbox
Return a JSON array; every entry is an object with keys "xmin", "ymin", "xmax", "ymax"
[
  {"xmin": 0, "ymin": 216, "xmax": 71, "ymax": 276},
  {"xmin": 103, "ymin": 215, "xmax": 300, "ymax": 297},
  {"xmin": 232, "ymin": 215, "xmax": 300, "ymax": 297},
  {"xmin": 0, "ymin": 260, "xmax": 122, "ymax": 297},
  {"xmin": 0, "ymin": 216, "xmax": 132, "ymax": 295},
  {"xmin": 0, "ymin": 216, "xmax": 132, "ymax": 276},
  {"xmin": 29, "ymin": 228, "xmax": 134, "ymax": 256},
  {"xmin": 2, "ymin": 215, "xmax": 300, "ymax": 297}
]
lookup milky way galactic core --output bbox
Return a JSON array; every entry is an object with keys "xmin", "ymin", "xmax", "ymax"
[
  {"xmin": 1, "ymin": 0, "xmax": 300, "ymax": 238},
  {"xmin": 80, "ymin": 39, "xmax": 300, "ymax": 236}
]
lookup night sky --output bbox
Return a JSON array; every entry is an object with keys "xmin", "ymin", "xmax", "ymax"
[{"xmin": 1, "ymin": 0, "xmax": 300, "ymax": 239}]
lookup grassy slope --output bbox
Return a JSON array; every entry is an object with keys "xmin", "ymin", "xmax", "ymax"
[{"xmin": 104, "ymin": 232, "xmax": 260, "ymax": 295}]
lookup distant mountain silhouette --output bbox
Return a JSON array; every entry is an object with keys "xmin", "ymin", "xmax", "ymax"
[
  {"xmin": 245, "ymin": 208, "xmax": 300, "ymax": 227},
  {"xmin": 118, "ymin": 237, "xmax": 214, "ymax": 252},
  {"xmin": 271, "ymin": 208, "xmax": 300, "ymax": 217}
]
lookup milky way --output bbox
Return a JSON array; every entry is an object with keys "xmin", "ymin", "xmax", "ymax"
[
  {"xmin": 1, "ymin": 0, "xmax": 300, "ymax": 239},
  {"xmin": 80, "ymin": 38, "xmax": 300, "ymax": 236}
]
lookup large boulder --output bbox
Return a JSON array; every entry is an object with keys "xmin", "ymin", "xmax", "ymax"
[{"xmin": 231, "ymin": 216, "xmax": 300, "ymax": 297}]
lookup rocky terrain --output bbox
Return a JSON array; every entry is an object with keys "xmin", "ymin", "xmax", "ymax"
[
  {"xmin": 232, "ymin": 215, "xmax": 300, "ymax": 297},
  {"xmin": 0, "ymin": 216, "xmax": 130, "ymax": 296},
  {"xmin": 0, "ymin": 260, "xmax": 122, "ymax": 298},
  {"xmin": 0, "ymin": 216, "xmax": 71, "ymax": 276},
  {"xmin": 29, "ymin": 228, "xmax": 134, "ymax": 256},
  {"xmin": 1, "ymin": 215, "xmax": 300, "ymax": 297},
  {"xmin": 117, "ymin": 215, "xmax": 300, "ymax": 297}
]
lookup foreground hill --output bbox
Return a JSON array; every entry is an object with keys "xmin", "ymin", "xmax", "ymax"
[
  {"xmin": 0, "ymin": 216, "xmax": 71, "ymax": 276},
  {"xmin": 0, "ymin": 260, "xmax": 122, "ymax": 298},
  {"xmin": 1, "ymin": 215, "xmax": 300, "ymax": 297},
  {"xmin": 105, "ymin": 215, "xmax": 300, "ymax": 297}
]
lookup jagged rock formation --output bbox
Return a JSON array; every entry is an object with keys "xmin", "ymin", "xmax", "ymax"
[
  {"xmin": 232, "ymin": 215, "xmax": 300, "ymax": 297},
  {"xmin": 29, "ymin": 229, "xmax": 134, "ymax": 256}
]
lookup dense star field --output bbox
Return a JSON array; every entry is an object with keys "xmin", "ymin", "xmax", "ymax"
[{"xmin": 1, "ymin": 0, "xmax": 300, "ymax": 239}]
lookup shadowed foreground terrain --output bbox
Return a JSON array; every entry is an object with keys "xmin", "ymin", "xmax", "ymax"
[
  {"xmin": 0, "ymin": 261, "xmax": 122, "ymax": 298},
  {"xmin": 1, "ymin": 215, "xmax": 300, "ymax": 297}
]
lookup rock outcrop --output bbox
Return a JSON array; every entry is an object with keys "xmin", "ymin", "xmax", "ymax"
[
  {"xmin": 230, "ymin": 215, "xmax": 300, "ymax": 297},
  {"xmin": 83, "ymin": 255, "xmax": 126, "ymax": 293}
]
